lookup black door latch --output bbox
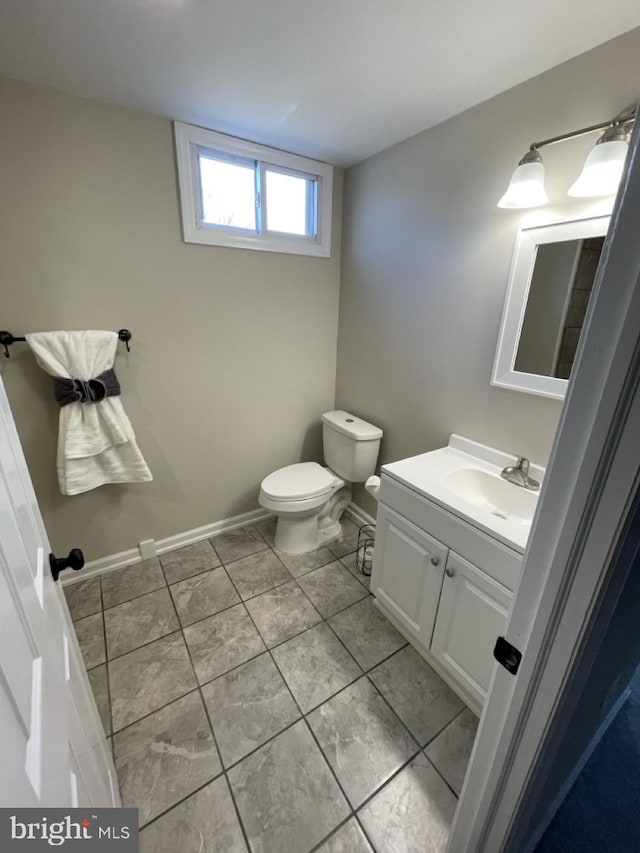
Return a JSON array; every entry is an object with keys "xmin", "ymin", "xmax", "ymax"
[
  {"xmin": 494, "ymin": 636, "xmax": 522, "ymax": 675},
  {"xmin": 49, "ymin": 548, "xmax": 85, "ymax": 582}
]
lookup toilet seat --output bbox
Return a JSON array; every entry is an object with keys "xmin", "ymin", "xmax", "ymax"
[{"xmin": 261, "ymin": 462, "xmax": 337, "ymax": 502}]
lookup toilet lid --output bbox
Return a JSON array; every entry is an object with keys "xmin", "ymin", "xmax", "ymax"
[{"xmin": 261, "ymin": 462, "xmax": 336, "ymax": 501}]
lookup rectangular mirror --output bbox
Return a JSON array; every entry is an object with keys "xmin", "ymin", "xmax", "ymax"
[{"xmin": 492, "ymin": 215, "xmax": 609, "ymax": 400}]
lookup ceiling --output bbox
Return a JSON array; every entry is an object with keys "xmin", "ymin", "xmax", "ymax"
[{"xmin": 1, "ymin": 1, "xmax": 639, "ymax": 166}]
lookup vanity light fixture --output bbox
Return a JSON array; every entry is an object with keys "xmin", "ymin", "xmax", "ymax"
[
  {"xmin": 497, "ymin": 149, "xmax": 548, "ymax": 209},
  {"xmin": 568, "ymin": 124, "xmax": 630, "ymax": 197},
  {"xmin": 498, "ymin": 105, "xmax": 636, "ymax": 209}
]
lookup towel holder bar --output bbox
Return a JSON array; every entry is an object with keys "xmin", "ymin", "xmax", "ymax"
[{"xmin": 0, "ymin": 329, "xmax": 132, "ymax": 359}]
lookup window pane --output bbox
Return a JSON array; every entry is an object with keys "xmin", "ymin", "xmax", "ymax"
[
  {"xmin": 266, "ymin": 170, "xmax": 315, "ymax": 236},
  {"xmin": 199, "ymin": 154, "xmax": 256, "ymax": 230}
]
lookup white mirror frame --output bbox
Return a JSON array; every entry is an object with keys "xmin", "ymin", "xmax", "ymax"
[{"xmin": 491, "ymin": 214, "xmax": 610, "ymax": 400}]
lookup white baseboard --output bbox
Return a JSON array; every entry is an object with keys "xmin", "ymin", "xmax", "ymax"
[
  {"xmin": 63, "ymin": 507, "xmax": 272, "ymax": 586},
  {"xmin": 65, "ymin": 501, "xmax": 372, "ymax": 588},
  {"xmin": 155, "ymin": 507, "xmax": 271, "ymax": 556},
  {"xmin": 522, "ymin": 685, "xmax": 632, "ymax": 853},
  {"xmin": 346, "ymin": 501, "xmax": 377, "ymax": 528}
]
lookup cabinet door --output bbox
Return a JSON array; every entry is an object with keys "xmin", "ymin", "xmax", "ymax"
[
  {"xmin": 372, "ymin": 504, "xmax": 447, "ymax": 648},
  {"xmin": 431, "ymin": 551, "xmax": 511, "ymax": 708}
]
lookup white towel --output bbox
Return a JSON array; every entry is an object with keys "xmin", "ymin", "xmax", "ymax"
[{"xmin": 26, "ymin": 330, "xmax": 153, "ymax": 495}]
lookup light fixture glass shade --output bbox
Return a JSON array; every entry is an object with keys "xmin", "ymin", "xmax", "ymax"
[
  {"xmin": 498, "ymin": 156, "xmax": 548, "ymax": 209},
  {"xmin": 568, "ymin": 136, "xmax": 628, "ymax": 197}
]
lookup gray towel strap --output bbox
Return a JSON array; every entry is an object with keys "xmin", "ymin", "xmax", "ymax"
[{"xmin": 53, "ymin": 368, "xmax": 121, "ymax": 407}]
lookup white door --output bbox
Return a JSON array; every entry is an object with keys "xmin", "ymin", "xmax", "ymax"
[
  {"xmin": 431, "ymin": 551, "xmax": 511, "ymax": 709},
  {"xmin": 372, "ymin": 504, "xmax": 447, "ymax": 648},
  {"xmin": 0, "ymin": 376, "xmax": 118, "ymax": 808}
]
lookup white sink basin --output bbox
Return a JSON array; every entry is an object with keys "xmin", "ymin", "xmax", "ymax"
[
  {"xmin": 381, "ymin": 435, "xmax": 544, "ymax": 552},
  {"xmin": 443, "ymin": 468, "xmax": 537, "ymax": 525}
]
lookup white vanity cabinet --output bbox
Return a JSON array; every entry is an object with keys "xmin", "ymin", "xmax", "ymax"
[
  {"xmin": 373, "ymin": 505, "xmax": 447, "ymax": 649},
  {"xmin": 372, "ymin": 471, "xmax": 520, "ymax": 712},
  {"xmin": 430, "ymin": 551, "xmax": 512, "ymax": 706}
]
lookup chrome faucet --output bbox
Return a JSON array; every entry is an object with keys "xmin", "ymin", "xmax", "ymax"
[{"xmin": 500, "ymin": 456, "xmax": 540, "ymax": 491}]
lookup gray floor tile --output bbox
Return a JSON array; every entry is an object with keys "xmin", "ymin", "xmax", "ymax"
[
  {"xmin": 273, "ymin": 545, "xmax": 335, "ymax": 578},
  {"xmin": 88, "ymin": 664, "xmax": 111, "ymax": 736},
  {"xmin": 211, "ymin": 526, "xmax": 268, "ymax": 564},
  {"xmin": 109, "ymin": 632, "xmax": 197, "ymax": 731},
  {"xmin": 308, "ymin": 677, "xmax": 418, "ymax": 808},
  {"xmin": 245, "ymin": 582, "xmax": 322, "ymax": 647},
  {"xmin": 272, "ymin": 623, "xmax": 361, "ymax": 713},
  {"xmin": 170, "ymin": 567, "xmax": 240, "ymax": 626},
  {"xmin": 183, "ymin": 603, "xmax": 266, "ymax": 684},
  {"xmin": 225, "ymin": 549, "xmax": 292, "ymax": 599},
  {"xmin": 114, "ymin": 691, "xmax": 221, "ymax": 826},
  {"xmin": 102, "ymin": 558, "xmax": 166, "ymax": 609},
  {"xmin": 339, "ymin": 552, "xmax": 371, "ymax": 591},
  {"xmin": 327, "ymin": 517, "xmax": 361, "ymax": 558},
  {"xmin": 370, "ymin": 646, "xmax": 465, "ymax": 745},
  {"xmin": 105, "ymin": 587, "xmax": 179, "ymax": 659},
  {"xmin": 160, "ymin": 541, "xmax": 221, "ymax": 585},
  {"xmin": 228, "ymin": 720, "xmax": 349, "ymax": 853},
  {"xmin": 202, "ymin": 652, "xmax": 299, "ymax": 767},
  {"xmin": 64, "ymin": 577, "xmax": 102, "ymax": 621},
  {"xmin": 425, "ymin": 708, "xmax": 478, "ymax": 795},
  {"xmin": 328, "ymin": 597, "xmax": 405, "ymax": 670},
  {"xmin": 316, "ymin": 819, "xmax": 373, "ymax": 853},
  {"xmin": 75, "ymin": 612, "xmax": 106, "ymax": 670},
  {"xmin": 139, "ymin": 776, "xmax": 246, "ymax": 853},
  {"xmin": 358, "ymin": 753, "xmax": 457, "ymax": 853},
  {"xmin": 254, "ymin": 516, "xmax": 277, "ymax": 547},
  {"xmin": 297, "ymin": 561, "xmax": 369, "ymax": 618}
]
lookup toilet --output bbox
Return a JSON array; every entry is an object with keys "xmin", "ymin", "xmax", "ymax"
[{"xmin": 259, "ymin": 410, "xmax": 383, "ymax": 554}]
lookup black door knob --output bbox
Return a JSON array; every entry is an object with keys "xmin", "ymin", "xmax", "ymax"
[{"xmin": 49, "ymin": 548, "xmax": 85, "ymax": 582}]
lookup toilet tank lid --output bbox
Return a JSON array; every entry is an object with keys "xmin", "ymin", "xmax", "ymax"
[{"xmin": 322, "ymin": 410, "xmax": 383, "ymax": 441}]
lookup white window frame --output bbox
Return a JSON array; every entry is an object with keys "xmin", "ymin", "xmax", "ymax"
[{"xmin": 174, "ymin": 122, "xmax": 333, "ymax": 257}]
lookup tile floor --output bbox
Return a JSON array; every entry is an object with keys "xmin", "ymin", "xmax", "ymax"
[{"xmin": 66, "ymin": 516, "xmax": 478, "ymax": 853}]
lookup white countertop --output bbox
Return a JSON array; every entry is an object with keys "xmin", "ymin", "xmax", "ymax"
[{"xmin": 381, "ymin": 435, "xmax": 545, "ymax": 553}]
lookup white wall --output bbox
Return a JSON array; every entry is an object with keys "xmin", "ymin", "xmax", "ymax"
[
  {"xmin": 0, "ymin": 75, "xmax": 343, "ymax": 560},
  {"xmin": 335, "ymin": 27, "xmax": 640, "ymax": 514}
]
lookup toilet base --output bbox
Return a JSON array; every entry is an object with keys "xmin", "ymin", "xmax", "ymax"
[
  {"xmin": 273, "ymin": 486, "xmax": 352, "ymax": 554},
  {"xmin": 274, "ymin": 516, "xmax": 344, "ymax": 554},
  {"xmin": 274, "ymin": 515, "xmax": 320, "ymax": 554}
]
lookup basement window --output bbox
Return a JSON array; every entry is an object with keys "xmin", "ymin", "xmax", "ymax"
[{"xmin": 174, "ymin": 122, "xmax": 333, "ymax": 257}]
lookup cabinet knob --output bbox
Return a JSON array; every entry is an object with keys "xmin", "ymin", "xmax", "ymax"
[
  {"xmin": 430, "ymin": 556, "xmax": 440, "ymax": 566},
  {"xmin": 445, "ymin": 567, "xmax": 455, "ymax": 578}
]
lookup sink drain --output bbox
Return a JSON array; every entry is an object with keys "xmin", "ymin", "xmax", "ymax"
[{"xmin": 491, "ymin": 509, "xmax": 508, "ymax": 520}]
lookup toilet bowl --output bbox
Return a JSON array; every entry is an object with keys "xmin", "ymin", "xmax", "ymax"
[{"xmin": 259, "ymin": 411, "xmax": 383, "ymax": 554}]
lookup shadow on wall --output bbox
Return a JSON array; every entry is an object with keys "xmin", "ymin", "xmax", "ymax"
[
  {"xmin": 0, "ymin": 343, "xmax": 187, "ymax": 552},
  {"xmin": 109, "ymin": 341, "xmax": 186, "ymax": 503},
  {"xmin": 1, "ymin": 344, "xmax": 328, "ymax": 554},
  {"xmin": 300, "ymin": 421, "xmax": 323, "ymax": 463},
  {"xmin": 0, "ymin": 341, "xmax": 185, "ymax": 493}
]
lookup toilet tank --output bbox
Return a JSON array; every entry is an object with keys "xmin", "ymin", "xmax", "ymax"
[{"xmin": 322, "ymin": 410, "xmax": 383, "ymax": 482}]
